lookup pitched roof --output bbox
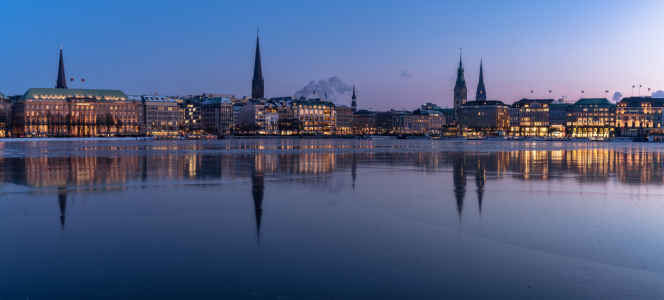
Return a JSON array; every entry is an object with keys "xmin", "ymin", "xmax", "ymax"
[
  {"xmin": 0, "ymin": 91, "xmax": 6, "ymax": 98},
  {"xmin": 203, "ymin": 97, "xmax": 231, "ymax": 104},
  {"xmin": 20, "ymin": 88, "xmax": 127, "ymax": 100},
  {"xmin": 511, "ymin": 98, "xmax": 553, "ymax": 108},
  {"xmin": 572, "ymin": 98, "xmax": 614, "ymax": 106}
]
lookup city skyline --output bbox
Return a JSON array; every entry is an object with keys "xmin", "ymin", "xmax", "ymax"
[{"xmin": 1, "ymin": 1, "xmax": 664, "ymax": 111}]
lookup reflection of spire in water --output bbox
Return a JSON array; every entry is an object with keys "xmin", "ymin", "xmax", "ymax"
[
  {"xmin": 475, "ymin": 162, "xmax": 485, "ymax": 215},
  {"xmin": 58, "ymin": 187, "xmax": 67, "ymax": 231},
  {"xmin": 351, "ymin": 154, "xmax": 357, "ymax": 190},
  {"xmin": 251, "ymin": 163, "xmax": 264, "ymax": 240},
  {"xmin": 453, "ymin": 153, "xmax": 467, "ymax": 221},
  {"xmin": 475, "ymin": 159, "xmax": 486, "ymax": 215}
]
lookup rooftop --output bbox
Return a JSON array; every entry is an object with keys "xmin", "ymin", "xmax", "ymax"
[
  {"xmin": 617, "ymin": 96, "xmax": 664, "ymax": 107},
  {"xmin": 462, "ymin": 100, "xmax": 508, "ymax": 107},
  {"xmin": 127, "ymin": 95, "xmax": 178, "ymax": 103},
  {"xmin": 511, "ymin": 99, "xmax": 553, "ymax": 108},
  {"xmin": 572, "ymin": 98, "xmax": 614, "ymax": 106},
  {"xmin": 21, "ymin": 88, "xmax": 127, "ymax": 101},
  {"xmin": 203, "ymin": 97, "xmax": 231, "ymax": 105}
]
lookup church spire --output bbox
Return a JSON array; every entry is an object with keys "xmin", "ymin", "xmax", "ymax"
[
  {"xmin": 351, "ymin": 84, "xmax": 357, "ymax": 112},
  {"xmin": 476, "ymin": 60, "xmax": 486, "ymax": 101},
  {"xmin": 251, "ymin": 34, "xmax": 264, "ymax": 99},
  {"xmin": 453, "ymin": 48, "xmax": 467, "ymax": 120},
  {"xmin": 56, "ymin": 45, "xmax": 67, "ymax": 89}
]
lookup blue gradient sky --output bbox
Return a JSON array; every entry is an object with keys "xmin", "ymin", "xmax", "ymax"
[{"xmin": 1, "ymin": 0, "xmax": 663, "ymax": 110}]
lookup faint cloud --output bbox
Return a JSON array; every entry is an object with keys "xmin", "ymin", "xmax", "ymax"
[
  {"xmin": 652, "ymin": 90, "xmax": 664, "ymax": 98},
  {"xmin": 294, "ymin": 76, "xmax": 352, "ymax": 101},
  {"xmin": 399, "ymin": 71, "xmax": 411, "ymax": 78},
  {"xmin": 612, "ymin": 92, "xmax": 623, "ymax": 101}
]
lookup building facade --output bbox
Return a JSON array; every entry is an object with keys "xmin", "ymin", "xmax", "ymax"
[
  {"xmin": 0, "ymin": 93, "xmax": 12, "ymax": 137},
  {"xmin": 548, "ymin": 99, "xmax": 569, "ymax": 137},
  {"xmin": 459, "ymin": 100, "xmax": 510, "ymax": 136},
  {"xmin": 264, "ymin": 102, "xmax": 279, "ymax": 135},
  {"xmin": 615, "ymin": 97, "xmax": 664, "ymax": 136},
  {"xmin": 353, "ymin": 110, "xmax": 377, "ymax": 134},
  {"xmin": 240, "ymin": 99, "xmax": 266, "ymax": 134},
  {"xmin": 202, "ymin": 97, "xmax": 233, "ymax": 136},
  {"xmin": 509, "ymin": 99, "xmax": 552, "ymax": 137},
  {"xmin": 335, "ymin": 105, "xmax": 353, "ymax": 135},
  {"xmin": 12, "ymin": 88, "xmax": 139, "ymax": 137},
  {"xmin": 132, "ymin": 95, "xmax": 180, "ymax": 137},
  {"xmin": 181, "ymin": 100, "xmax": 202, "ymax": 133},
  {"xmin": 565, "ymin": 98, "xmax": 616, "ymax": 138},
  {"xmin": 392, "ymin": 112, "xmax": 428, "ymax": 134},
  {"xmin": 294, "ymin": 99, "xmax": 336, "ymax": 135}
]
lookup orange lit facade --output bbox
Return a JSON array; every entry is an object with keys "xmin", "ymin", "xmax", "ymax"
[
  {"xmin": 12, "ymin": 88, "xmax": 139, "ymax": 137},
  {"xmin": 615, "ymin": 97, "xmax": 664, "ymax": 137},
  {"xmin": 565, "ymin": 98, "xmax": 616, "ymax": 138}
]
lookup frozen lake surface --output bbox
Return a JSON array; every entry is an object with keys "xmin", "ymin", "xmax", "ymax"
[{"xmin": 1, "ymin": 139, "xmax": 664, "ymax": 299}]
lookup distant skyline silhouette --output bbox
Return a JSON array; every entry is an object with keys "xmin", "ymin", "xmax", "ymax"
[{"xmin": 1, "ymin": 0, "xmax": 663, "ymax": 110}]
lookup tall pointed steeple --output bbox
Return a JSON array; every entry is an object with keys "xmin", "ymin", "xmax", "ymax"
[
  {"xmin": 453, "ymin": 48, "xmax": 467, "ymax": 120},
  {"xmin": 351, "ymin": 84, "xmax": 357, "ymax": 112},
  {"xmin": 251, "ymin": 34, "xmax": 264, "ymax": 99},
  {"xmin": 476, "ymin": 60, "xmax": 486, "ymax": 101},
  {"xmin": 56, "ymin": 45, "xmax": 67, "ymax": 89}
]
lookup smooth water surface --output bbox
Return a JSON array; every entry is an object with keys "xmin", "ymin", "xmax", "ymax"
[{"xmin": 1, "ymin": 139, "xmax": 664, "ymax": 299}]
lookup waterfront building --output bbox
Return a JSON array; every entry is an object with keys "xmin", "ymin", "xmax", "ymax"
[
  {"xmin": 12, "ymin": 88, "xmax": 139, "ymax": 137},
  {"xmin": 264, "ymin": 101, "xmax": 279, "ymax": 135},
  {"xmin": 565, "ymin": 98, "xmax": 616, "ymax": 138},
  {"xmin": 391, "ymin": 110, "xmax": 446, "ymax": 135},
  {"xmin": 294, "ymin": 98, "xmax": 336, "ymax": 135},
  {"xmin": 376, "ymin": 111, "xmax": 398, "ymax": 133},
  {"xmin": 548, "ymin": 98, "xmax": 569, "ymax": 137},
  {"xmin": 509, "ymin": 99, "xmax": 552, "ymax": 137},
  {"xmin": 351, "ymin": 85, "xmax": 357, "ymax": 112},
  {"xmin": 240, "ymin": 99, "xmax": 266, "ymax": 134},
  {"xmin": 453, "ymin": 52, "xmax": 468, "ymax": 121},
  {"xmin": 459, "ymin": 100, "xmax": 510, "ymax": 136},
  {"xmin": 615, "ymin": 96, "xmax": 664, "ymax": 136},
  {"xmin": 0, "ymin": 92, "xmax": 11, "ymax": 137},
  {"xmin": 421, "ymin": 103, "xmax": 455, "ymax": 125},
  {"xmin": 335, "ymin": 105, "xmax": 354, "ymax": 135},
  {"xmin": 181, "ymin": 100, "xmax": 202, "ymax": 133},
  {"xmin": 353, "ymin": 110, "xmax": 378, "ymax": 134},
  {"xmin": 232, "ymin": 103, "xmax": 244, "ymax": 133},
  {"xmin": 268, "ymin": 97, "xmax": 299, "ymax": 135},
  {"xmin": 423, "ymin": 110, "xmax": 446, "ymax": 134},
  {"xmin": 142, "ymin": 95, "xmax": 180, "ymax": 136},
  {"xmin": 202, "ymin": 97, "xmax": 233, "ymax": 136},
  {"xmin": 392, "ymin": 111, "xmax": 427, "ymax": 134},
  {"xmin": 251, "ymin": 36, "xmax": 265, "ymax": 99},
  {"xmin": 475, "ymin": 61, "xmax": 487, "ymax": 101}
]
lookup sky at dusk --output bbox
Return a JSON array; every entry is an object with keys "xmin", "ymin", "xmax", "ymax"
[{"xmin": 1, "ymin": 0, "xmax": 663, "ymax": 110}]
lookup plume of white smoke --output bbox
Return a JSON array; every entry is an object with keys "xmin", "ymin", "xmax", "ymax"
[
  {"xmin": 612, "ymin": 92, "xmax": 623, "ymax": 102},
  {"xmin": 652, "ymin": 90, "xmax": 664, "ymax": 98},
  {"xmin": 294, "ymin": 76, "xmax": 352, "ymax": 100}
]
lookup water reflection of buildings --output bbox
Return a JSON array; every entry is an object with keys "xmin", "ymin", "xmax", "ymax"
[
  {"xmin": 252, "ymin": 156, "xmax": 264, "ymax": 239},
  {"xmin": 2, "ymin": 148, "xmax": 664, "ymax": 231},
  {"xmin": 58, "ymin": 187, "xmax": 66, "ymax": 230}
]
